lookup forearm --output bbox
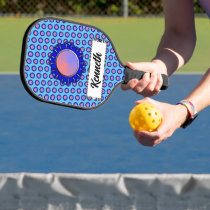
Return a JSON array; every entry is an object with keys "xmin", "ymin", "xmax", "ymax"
[
  {"xmin": 153, "ymin": 31, "xmax": 196, "ymax": 76},
  {"xmin": 185, "ymin": 68, "xmax": 210, "ymax": 113},
  {"xmin": 152, "ymin": 0, "xmax": 196, "ymax": 76}
]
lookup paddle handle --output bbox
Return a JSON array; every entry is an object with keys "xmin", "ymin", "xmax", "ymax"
[{"xmin": 123, "ymin": 66, "xmax": 169, "ymax": 90}]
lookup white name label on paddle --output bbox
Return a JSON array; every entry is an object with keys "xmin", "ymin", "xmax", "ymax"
[{"xmin": 87, "ymin": 39, "xmax": 107, "ymax": 101}]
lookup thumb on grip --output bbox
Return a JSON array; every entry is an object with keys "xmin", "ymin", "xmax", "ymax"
[{"xmin": 123, "ymin": 66, "xmax": 169, "ymax": 90}]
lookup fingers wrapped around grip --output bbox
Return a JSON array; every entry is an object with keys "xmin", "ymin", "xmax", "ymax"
[{"xmin": 123, "ymin": 66, "xmax": 169, "ymax": 90}]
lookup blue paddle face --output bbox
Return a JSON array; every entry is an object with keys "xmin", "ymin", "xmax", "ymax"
[{"xmin": 21, "ymin": 17, "xmax": 125, "ymax": 110}]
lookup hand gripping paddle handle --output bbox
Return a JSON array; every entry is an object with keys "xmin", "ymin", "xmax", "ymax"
[{"xmin": 123, "ymin": 66, "xmax": 169, "ymax": 90}]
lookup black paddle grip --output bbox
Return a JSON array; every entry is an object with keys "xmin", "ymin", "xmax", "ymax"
[{"xmin": 123, "ymin": 66, "xmax": 169, "ymax": 90}]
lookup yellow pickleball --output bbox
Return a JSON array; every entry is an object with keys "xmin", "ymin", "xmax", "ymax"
[{"xmin": 129, "ymin": 103, "xmax": 162, "ymax": 132}]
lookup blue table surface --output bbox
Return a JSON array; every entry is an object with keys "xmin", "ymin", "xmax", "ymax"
[{"xmin": 0, "ymin": 74, "xmax": 209, "ymax": 173}]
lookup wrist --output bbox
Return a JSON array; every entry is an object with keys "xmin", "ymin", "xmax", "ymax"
[
  {"xmin": 151, "ymin": 59, "xmax": 168, "ymax": 75},
  {"xmin": 176, "ymin": 100, "xmax": 198, "ymax": 128},
  {"xmin": 175, "ymin": 104, "xmax": 189, "ymax": 127}
]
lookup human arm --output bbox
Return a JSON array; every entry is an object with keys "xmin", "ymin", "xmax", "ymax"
[
  {"xmin": 133, "ymin": 68, "xmax": 210, "ymax": 147},
  {"xmin": 121, "ymin": 0, "xmax": 196, "ymax": 96}
]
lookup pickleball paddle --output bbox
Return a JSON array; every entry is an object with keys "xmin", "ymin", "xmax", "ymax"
[{"xmin": 20, "ymin": 17, "xmax": 168, "ymax": 110}]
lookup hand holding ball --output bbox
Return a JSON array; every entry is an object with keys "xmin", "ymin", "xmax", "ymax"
[{"xmin": 129, "ymin": 103, "xmax": 162, "ymax": 132}]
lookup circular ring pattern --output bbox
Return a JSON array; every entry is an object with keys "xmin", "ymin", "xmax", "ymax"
[{"xmin": 49, "ymin": 42, "xmax": 86, "ymax": 86}]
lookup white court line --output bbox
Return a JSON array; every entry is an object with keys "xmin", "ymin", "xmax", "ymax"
[
  {"xmin": 175, "ymin": 72, "xmax": 203, "ymax": 75},
  {"xmin": 0, "ymin": 72, "xmax": 19, "ymax": 75}
]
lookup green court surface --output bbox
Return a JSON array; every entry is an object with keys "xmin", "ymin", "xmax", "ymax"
[{"xmin": 0, "ymin": 17, "xmax": 209, "ymax": 73}]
